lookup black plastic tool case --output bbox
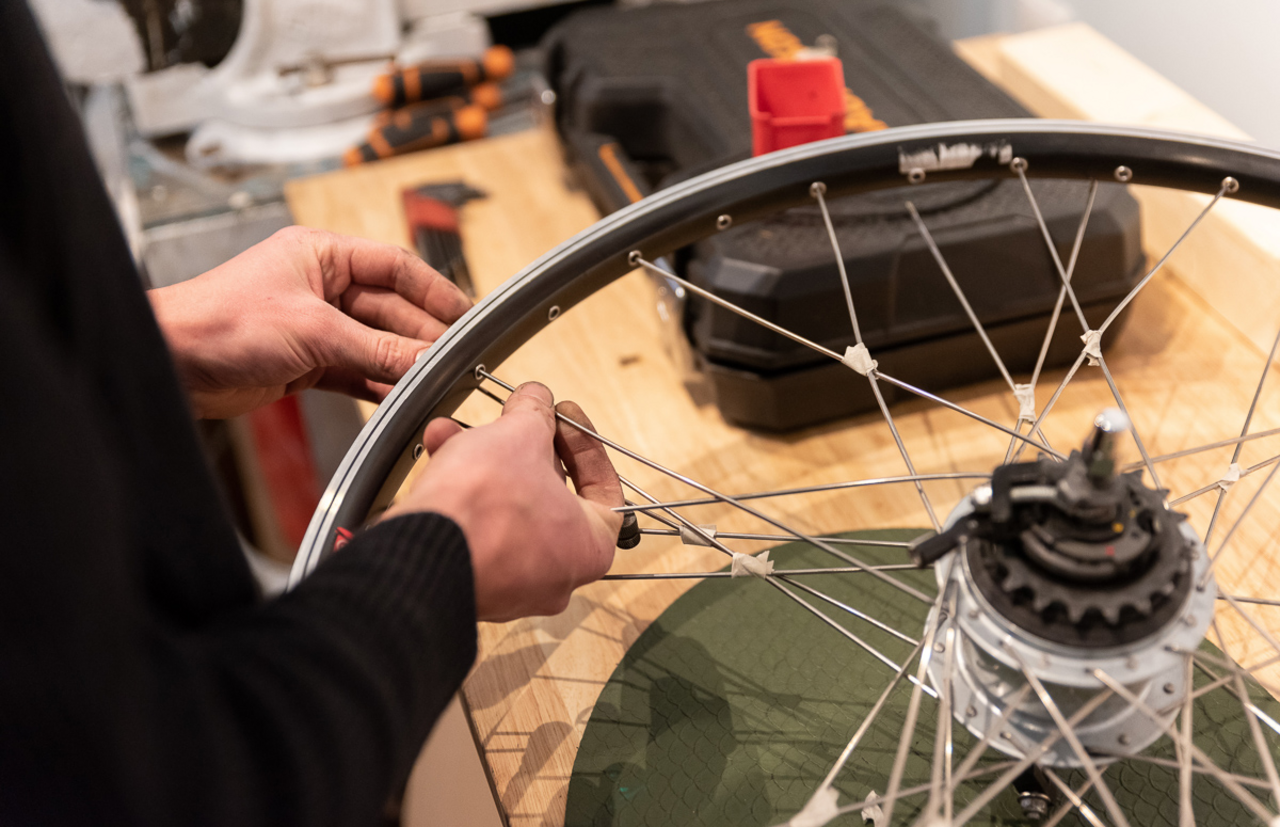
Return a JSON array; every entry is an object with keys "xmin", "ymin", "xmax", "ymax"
[{"xmin": 545, "ymin": 0, "xmax": 1143, "ymax": 431}]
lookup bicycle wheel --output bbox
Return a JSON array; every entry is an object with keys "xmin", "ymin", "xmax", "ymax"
[{"xmin": 291, "ymin": 119, "xmax": 1280, "ymax": 826}]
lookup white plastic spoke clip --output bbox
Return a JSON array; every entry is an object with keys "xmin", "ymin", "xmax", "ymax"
[
  {"xmin": 730, "ymin": 549, "xmax": 775, "ymax": 579},
  {"xmin": 1081, "ymin": 329, "xmax": 1103, "ymax": 366},
  {"xmin": 678, "ymin": 524, "xmax": 718, "ymax": 546},
  {"xmin": 842, "ymin": 343, "xmax": 878, "ymax": 376}
]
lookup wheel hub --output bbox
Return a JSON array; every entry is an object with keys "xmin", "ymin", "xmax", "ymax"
[{"xmin": 914, "ymin": 410, "xmax": 1218, "ymax": 766}]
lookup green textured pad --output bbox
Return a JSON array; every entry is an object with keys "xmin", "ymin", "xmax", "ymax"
[{"xmin": 566, "ymin": 531, "xmax": 1280, "ymax": 826}]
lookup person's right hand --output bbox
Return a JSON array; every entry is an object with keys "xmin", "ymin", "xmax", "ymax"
[{"xmin": 385, "ymin": 382, "xmax": 624, "ymax": 621}]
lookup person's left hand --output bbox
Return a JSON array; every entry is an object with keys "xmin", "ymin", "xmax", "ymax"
[{"xmin": 149, "ymin": 226, "xmax": 472, "ymax": 419}]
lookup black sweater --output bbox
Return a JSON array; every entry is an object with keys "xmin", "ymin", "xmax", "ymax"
[{"xmin": 0, "ymin": 4, "xmax": 477, "ymax": 825}]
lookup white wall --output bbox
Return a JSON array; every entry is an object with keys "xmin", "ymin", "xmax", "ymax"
[
  {"xmin": 1066, "ymin": 0, "xmax": 1280, "ymax": 149},
  {"xmin": 912, "ymin": 0, "xmax": 1280, "ymax": 150}
]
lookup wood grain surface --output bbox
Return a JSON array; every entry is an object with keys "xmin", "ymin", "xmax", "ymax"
[{"xmin": 285, "ymin": 26, "xmax": 1280, "ymax": 826}]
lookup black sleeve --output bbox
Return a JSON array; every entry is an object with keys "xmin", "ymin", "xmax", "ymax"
[
  {"xmin": 0, "ymin": 255, "xmax": 477, "ymax": 826},
  {"xmin": 0, "ymin": 3, "xmax": 479, "ymax": 825}
]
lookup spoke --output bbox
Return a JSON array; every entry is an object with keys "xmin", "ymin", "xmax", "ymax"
[
  {"xmin": 776, "ymin": 575, "xmax": 919, "ymax": 645},
  {"xmin": 1219, "ymin": 594, "xmax": 1280, "ymax": 678},
  {"xmin": 633, "ymin": 256, "xmax": 842, "ymax": 361},
  {"xmin": 636, "ymin": 527, "xmax": 920, "ymax": 550},
  {"xmin": 1183, "ymin": 646, "xmax": 1280, "ymax": 699},
  {"xmin": 1121, "ymin": 426, "xmax": 1280, "ymax": 473},
  {"xmin": 616, "ymin": 468, "xmax": 935, "ymax": 688},
  {"xmin": 1008, "ymin": 650, "xmax": 1133, "ymax": 827},
  {"xmin": 612, "ymin": 473, "xmax": 990, "ymax": 514},
  {"xmin": 998, "ymin": 174, "xmax": 1099, "ymax": 468},
  {"xmin": 1097, "ymin": 353, "xmax": 1162, "ymax": 489},
  {"xmin": 907, "ymin": 201, "xmax": 1017, "ymax": 394},
  {"xmin": 816, "ymin": 638, "xmax": 926, "ymax": 790},
  {"xmin": 1170, "ymin": 451, "xmax": 1280, "ymax": 507},
  {"xmin": 633, "ymin": 253, "xmax": 944, "ymax": 531},
  {"xmin": 1013, "ymin": 162, "xmax": 1092, "ymax": 333},
  {"xmin": 922, "ymin": 620, "xmax": 956, "ymax": 825},
  {"xmin": 876, "ymin": 371, "xmax": 1066, "ymax": 460},
  {"xmin": 1042, "ymin": 768, "xmax": 1105, "ymax": 827},
  {"xmin": 476, "ymin": 371, "xmax": 935, "ymax": 603},
  {"xmin": 830, "ymin": 761, "xmax": 1019, "ymax": 819},
  {"xmin": 880, "ymin": 577, "xmax": 953, "ymax": 827},
  {"xmin": 1206, "ymin": 327, "xmax": 1280, "ymax": 545},
  {"xmin": 1234, "ymin": 666, "xmax": 1280, "ymax": 804},
  {"xmin": 1099, "ymin": 178, "xmax": 1235, "ymax": 335},
  {"xmin": 811, "ymin": 182, "xmax": 865, "ymax": 343},
  {"xmin": 951, "ymin": 687, "xmax": 1115, "ymax": 825},
  {"xmin": 764, "ymin": 576, "xmax": 936, "ymax": 696},
  {"xmin": 1201, "ymin": 458, "xmax": 1280, "ymax": 587},
  {"xmin": 1221, "ymin": 594, "xmax": 1280, "ymax": 608},
  {"xmin": 602, "ymin": 564, "xmax": 923, "ymax": 580},
  {"xmin": 1011, "ymin": 349, "xmax": 1088, "ymax": 464},
  {"xmin": 868, "ymin": 375, "xmax": 944, "ymax": 532},
  {"xmin": 949, "ymin": 684, "xmax": 1034, "ymax": 794},
  {"xmin": 1103, "ymin": 749, "xmax": 1276, "ymax": 790},
  {"xmin": 1093, "ymin": 668, "xmax": 1277, "ymax": 824},
  {"xmin": 809, "ymin": 192, "xmax": 945, "ymax": 533},
  {"xmin": 1180, "ymin": 654, "xmax": 1195, "ymax": 827}
]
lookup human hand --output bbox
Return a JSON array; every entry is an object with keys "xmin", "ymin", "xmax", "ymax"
[
  {"xmin": 148, "ymin": 226, "xmax": 472, "ymax": 419},
  {"xmin": 386, "ymin": 383, "xmax": 624, "ymax": 621}
]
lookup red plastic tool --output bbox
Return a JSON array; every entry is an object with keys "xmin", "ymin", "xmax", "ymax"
[{"xmin": 748, "ymin": 57, "xmax": 847, "ymax": 156}]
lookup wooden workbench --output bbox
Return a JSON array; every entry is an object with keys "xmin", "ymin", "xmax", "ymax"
[{"xmin": 286, "ymin": 24, "xmax": 1280, "ymax": 826}]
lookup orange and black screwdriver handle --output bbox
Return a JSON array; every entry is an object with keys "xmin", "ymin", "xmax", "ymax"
[
  {"xmin": 373, "ymin": 45, "xmax": 515, "ymax": 108},
  {"xmin": 345, "ymin": 104, "xmax": 487, "ymax": 166}
]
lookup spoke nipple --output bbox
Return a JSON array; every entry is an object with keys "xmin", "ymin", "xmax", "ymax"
[
  {"xmin": 1118, "ymin": 733, "xmax": 1132, "ymax": 745},
  {"xmin": 1001, "ymin": 730, "xmax": 1014, "ymax": 741},
  {"xmin": 1184, "ymin": 614, "xmax": 1197, "ymax": 627},
  {"xmin": 627, "ymin": 250, "xmax": 642, "ymax": 266},
  {"xmin": 547, "ymin": 305, "xmax": 561, "ymax": 321},
  {"xmin": 412, "ymin": 443, "xmax": 424, "ymax": 460},
  {"xmin": 1223, "ymin": 176, "xmax": 1240, "ymax": 194},
  {"xmin": 934, "ymin": 642, "xmax": 946, "ymax": 653},
  {"xmin": 1010, "ymin": 157, "xmax": 1028, "ymax": 174},
  {"xmin": 1126, "ymin": 656, "xmax": 1139, "ymax": 669},
  {"xmin": 1163, "ymin": 682, "xmax": 1176, "ymax": 694},
  {"xmin": 474, "ymin": 364, "xmax": 486, "ymax": 381},
  {"xmin": 906, "ymin": 168, "xmax": 926, "ymax": 184},
  {"xmin": 1114, "ymin": 165, "xmax": 1133, "ymax": 183},
  {"xmin": 809, "ymin": 181, "xmax": 827, "ymax": 197},
  {"xmin": 965, "ymin": 704, "xmax": 977, "ymax": 718},
  {"xmin": 716, "ymin": 213, "xmax": 733, "ymax": 230}
]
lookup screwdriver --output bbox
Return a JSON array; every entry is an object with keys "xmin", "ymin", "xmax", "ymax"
[
  {"xmin": 343, "ymin": 104, "xmax": 487, "ymax": 166},
  {"xmin": 369, "ymin": 81, "xmax": 504, "ymax": 129},
  {"xmin": 372, "ymin": 45, "xmax": 515, "ymax": 108}
]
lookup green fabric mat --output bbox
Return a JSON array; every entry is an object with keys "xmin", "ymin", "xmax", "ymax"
[{"xmin": 566, "ymin": 531, "xmax": 1280, "ymax": 826}]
